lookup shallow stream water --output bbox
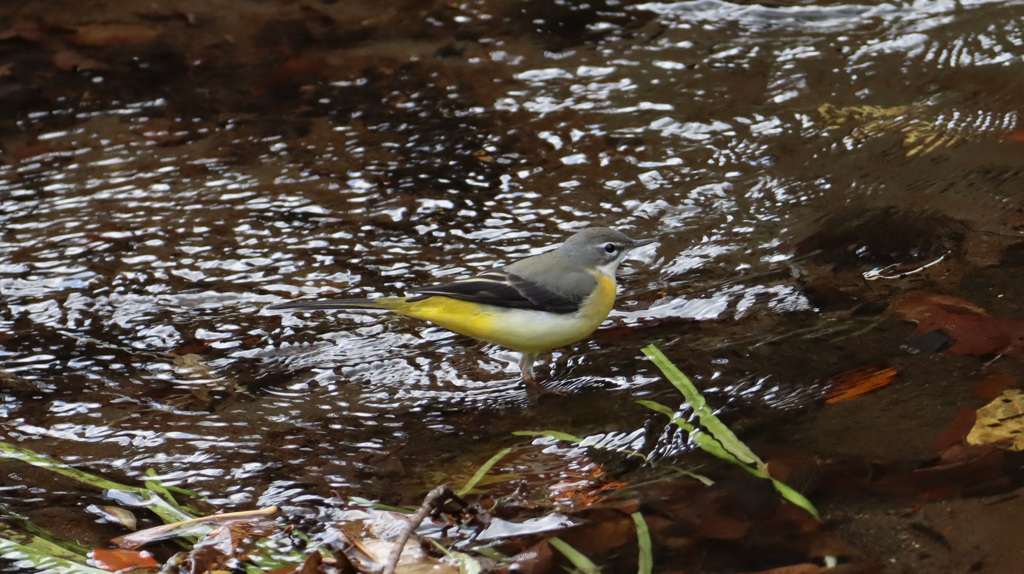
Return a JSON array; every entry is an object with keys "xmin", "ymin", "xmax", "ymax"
[{"xmin": 2, "ymin": 1, "xmax": 1024, "ymax": 572}]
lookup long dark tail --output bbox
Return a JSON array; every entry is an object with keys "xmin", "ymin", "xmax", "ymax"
[{"xmin": 265, "ymin": 297, "xmax": 406, "ymax": 312}]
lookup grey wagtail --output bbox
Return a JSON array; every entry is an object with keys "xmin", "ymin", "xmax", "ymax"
[{"xmin": 267, "ymin": 227, "xmax": 654, "ymax": 391}]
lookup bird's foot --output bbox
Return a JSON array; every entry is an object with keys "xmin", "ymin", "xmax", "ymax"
[{"xmin": 519, "ymin": 352, "xmax": 569, "ymax": 396}]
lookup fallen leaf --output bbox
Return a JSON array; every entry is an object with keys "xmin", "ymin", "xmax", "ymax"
[
  {"xmin": 67, "ymin": 24, "xmax": 161, "ymax": 46},
  {"xmin": 0, "ymin": 21, "xmax": 49, "ymax": 42},
  {"xmin": 113, "ymin": 506, "xmax": 280, "ymax": 549},
  {"xmin": 257, "ymin": 56, "xmax": 325, "ymax": 91},
  {"xmin": 86, "ymin": 504, "xmax": 138, "ymax": 530},
  {"xmin": 1004, "ymin": 128, "xmax": 1024, "ymax": 142},
  {"xmin": 296, "ymin": 550, "xmax": 322, "ymax": 574},
  {"xmin": 967, "ymin": 390, "xmax": 1024, "ymax": 451},
  {"xmin": 933, "ymin": 407, "xmax": 977, "ymax": 450},
  {"xmin": 696, "ymin": 513, "xmax": 751, "ymax": 540},
  {"xmin": 92, "ymin": 548, "xmax": 158, "ymax": 571},
  {"xmin": 971, "ymin": 374, "xmax": 1017, "ymax": 400},
  {"xmin": 893, "ymin": 295, "xmax": 1024, "ymax": 358},
  {"xmin": 335, "ymin": 515, "xmax": 459, "ymax": 574},
  {"xmin": 817, "ymin": 103, "xmax": 1003, "ymax": 158},
  {"xmin": 825, "ymin": 366, "xmax": 899, "ymax": 404},
  {"xmin": 914, "ymin": 444, "xmax": 1012, "ymax": 498},
  {"xmin": 53, "ymin": 50, "xmax": 109, "ymax": 71},
  {"xmin": 556, "ymin": 509, "xmax": 636, "ymax": 556}
]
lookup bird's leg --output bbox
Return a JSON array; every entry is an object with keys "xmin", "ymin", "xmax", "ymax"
[
  {"xmin": 518, "ymin": 352, "xmax": 546, "ymax": 393},
  {"xmin": 518, "ymin": 352, "xmax": 537, "ymax": 380}
]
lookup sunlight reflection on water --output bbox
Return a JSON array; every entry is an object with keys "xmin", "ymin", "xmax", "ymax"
[{"xmin": 1, "ymin": 0, "xmax": 1023, "ymax": 523}]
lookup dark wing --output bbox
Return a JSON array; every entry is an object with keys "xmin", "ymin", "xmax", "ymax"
[{"xmin": 406, "ymin": 269, "xmax": 585, "ymax": 314}]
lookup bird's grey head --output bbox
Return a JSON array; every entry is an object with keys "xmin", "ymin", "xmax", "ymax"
[{"xmin": 557, "ymin": 227, "xmax": 655, "ymax": 275}]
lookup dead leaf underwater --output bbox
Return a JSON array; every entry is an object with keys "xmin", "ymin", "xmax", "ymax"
[
  {"xmin": 893, "ymin": 294, "xmax": 1024, "ymax": 358},
  {"xmin": 967, "ymin": 390, "xmax": 1024, "ymax": 451}
]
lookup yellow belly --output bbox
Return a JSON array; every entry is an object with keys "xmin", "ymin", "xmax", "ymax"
[{"xmin": 388, "ymin": 274, "xmax": 618, "ymax": 353}]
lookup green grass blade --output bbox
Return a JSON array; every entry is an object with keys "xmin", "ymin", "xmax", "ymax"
[
  {"xmin": 634, "ymin": 400, "xmax": 676, "ymax": 419},
  {"xmin": 513, "ymin": 430, "xmax": 587, "ymax": 443},
  {"xmin": 140, "ymin": 494, "xmax": 196, "ymax": 525},
  {"xmin": 642, "ymin": 345, "xmax": 762, "ymax": 467},
  {"xmin": 144, "ymin": 467, "xmax": 199, "ymax": 498},
  {"xmin": 642, "ymin": 345, "xmax": 820, "ymax": 520},
  {"xmin": 0, "ymin": 535, "xmax": 108, "ymax": 574},
  {"xmin": 631, "ymin": 512, "xmax": 652, "ymax": 574},
  {"xmin": 473, "ymin": 547, "xmax": 508, "ymax": 561},
  {"xmin": 0, "ymin": 441, "xmax": 196, "ymax": 524},
  {"xmin": 549, "ymin": 537, "xmax": 600, "ymax": 574},
  {"xmin": 0, "ymin": 442, "xmax": 307, "ymax": 572},
  {"xmin": 0, "ymin": 511, "xmax": 91, "ymax": 556},
  {"xmin": 726, "ymin": 462, "xmax": 819, "ymax": 519},
  {"xmin": 0, "ymin": 441, "xmax": 150, "ymax": 494},
  {"xmin": 458, "ymin": 447, "xmax": 513, "ymax": 496},
  {"xmin": 762, "ymin": 474, "xmax": 820, "ymax": 520},
  {"xmin": 0, "ymin": 524, "xmax": 87, "ymax": 563}
]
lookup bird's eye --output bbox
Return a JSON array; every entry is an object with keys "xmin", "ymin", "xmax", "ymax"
[{"xmin": 604, "ymin": 243, "xmax": 617, "ymax": 253}]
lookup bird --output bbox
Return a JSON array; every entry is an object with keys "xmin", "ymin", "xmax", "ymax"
[{"xmin": 267, "ymin": 227, "xmax": 655, "ymax": 391}]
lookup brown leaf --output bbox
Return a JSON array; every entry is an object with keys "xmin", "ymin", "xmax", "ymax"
[
  {"xmin": 933, "ymin": 407, "xmax": 977, "ymax": 450},
  {"xmin": 0, "ymin": 21, "xmax": 50, "ymax": 42},
  {"xmin": 297, "ymin": 549, "xmax": 322, "ymax": 574},
  {"xmin": 696, "ymin": 513, "xmax": 752, "ymax": 540},
  {"xmin": 53, "ymin": 50, "xmax": 109, "ymax": 71},
  {"xmin": 893, "ymin": 295, "xmax": 1024, "ymax": 358},
  {"xmin": 825, "ymin": 366, "xmax": 899, "ymax": 404},
  {"xmin": 971, "ymin": 373, "xmax": 1017, "ymax": 400},
  {"xmin": 257, "ymin": 56, "xmax": 325, "ymax": 91},
  {"xmin": 912, "ymin": 444, "xmax": 1010, "ymax": 497},
  {"xmin": 67, "ymin": 24, "xmax": 161, "ymax": 47},
  {"xmin": 763, "ymin": 455, "xmax": 821, "ymax": 494},
  {"xmin": 556, "ymin": 509, "xmax": 636, "ymax": 556}
]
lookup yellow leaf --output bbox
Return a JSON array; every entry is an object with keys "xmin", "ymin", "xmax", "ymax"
[{"xmin": 967, "ymin": 390, "xmax": 1024, "ymax": 451}]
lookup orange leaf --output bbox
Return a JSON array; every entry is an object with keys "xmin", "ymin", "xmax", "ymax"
[
  {"xmin": 1004, "ymin": 129, "xmax": 1024, "ymax": 142},
  {"xmin": 92, "ymin": 548, "xmax": 158, "ymax": 571},
  {"xmin": 825, "ymin": 366, "xmax": 899, "ymax": 404},
  {"xmin": 68, "ymin": 24, "xmax": 161, "ymax": 46}
]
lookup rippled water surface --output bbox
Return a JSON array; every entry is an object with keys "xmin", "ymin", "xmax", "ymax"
[{"xmin": 3, "ymin": 0, "xmax": 1024, "ymax": 569}]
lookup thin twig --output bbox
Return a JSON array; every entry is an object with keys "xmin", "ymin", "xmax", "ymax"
[{"xmin": 383, "ymin": 485, "xmax": 455, "ymax": 574}]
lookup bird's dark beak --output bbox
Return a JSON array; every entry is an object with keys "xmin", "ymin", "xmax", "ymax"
[{"xmin": 631, "ymin": 238, "xmax": 657, "ymax": 249}]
